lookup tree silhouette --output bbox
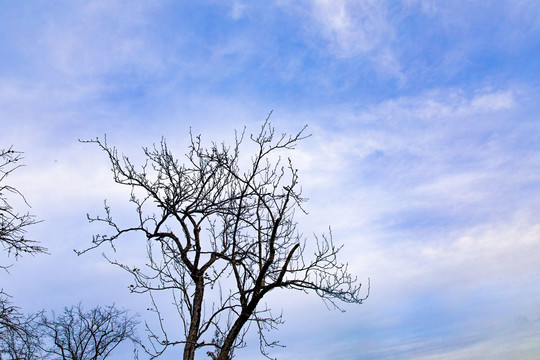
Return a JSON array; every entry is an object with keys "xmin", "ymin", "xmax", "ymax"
[
  {"xmin": 0, "ymin": 310, "xmax": 42, "ymax": 360},
  {"xmin": 80, "ymin": 118, "xmax": 368, "ymax": 359},
  {"xmin": 0, "ymin": 147, "xmax": 45, "ymax": 263},
  {"xmin": 39, "ymin": 304, "xmax": 139, "ymax": 360},
  {"xmin": 0, "ymin": 147, "xmax": 45, "ymax": 354}
]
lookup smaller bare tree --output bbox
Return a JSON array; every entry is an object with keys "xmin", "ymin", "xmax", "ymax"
[
  {"xmin": 0, "ymin": 291, "xmax": 21, "ymax": 339},
  {"xmin": 0, "ymin": 309, "xmax": 42, "ymax": 360},
  {"xmin": 38, "ymin": 304, "xmax": 139, "ymax": 360},
  {"xmin": 0, "ymin": 147, "xmax": 45, "ymax": 263},
  {"xmin": 0, "ymin": 146, "xmax": 46, "ymax": 356}
]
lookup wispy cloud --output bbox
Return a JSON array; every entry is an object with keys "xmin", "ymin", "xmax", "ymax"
[
  {"xmin": 276, "ymin": 85, "xmax": 540, "ymax": 357},
  {"xmin": 228, "ymin": 1, "xmax": 248, "ymax": 20},
  {"xmin": 278, "ymin": 0, "xmax": 403, "ymax": 79},
  {"xmin": 40, "ymin": 2, "xmax": 163, "ymax": 77}
]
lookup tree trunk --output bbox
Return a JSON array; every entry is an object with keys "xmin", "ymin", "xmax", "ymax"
[
  {"xmin": 215, "ymin": 315, "xmax": 248, "ymax": 360},
  {"xmin": 183, "ymin": 277, "xmax": 205, "ymax": 360},
  {"xmin": 216, "ymin": 297, "xmax": 260, "ymax": 360}
]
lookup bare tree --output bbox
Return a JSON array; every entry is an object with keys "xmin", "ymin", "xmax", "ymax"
[
  {"xmin": 0, "ymin": 310, "xmax": 42, "ymax": 360},
  {"xmin": 79, "ymin": 118, "xmax": 369, "ymax": 359},
  {"xmin": 1, "ymin": 149, "xmax": 138, "ymax": 360},
  {"xmin": 0, "ymin": 291, "xmax": 22, "ymax": 342},
  {"xmin": 39, "ymin": 304, "xmax": 139, "ymax": 360},
  {"xmin": 0, "ymin": 147, "xmax": 46, "ymax": 356},
  {"xmin": 0, "ymin": 147, "xmax": 45, "ymax": 263}
]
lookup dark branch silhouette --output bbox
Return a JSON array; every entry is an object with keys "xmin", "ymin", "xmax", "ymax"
[
  {"xmin": 0, "ymin": 147, "xmax": 46, "ymax": 356},
  {"xmin": 0, "ymin": 306, "xmax": 43, "ymax": 360},
  {"xmin": 79, "ymin": 117, "xmax": 369, "ymax": 359},
  {"xmin": 0, "ymin": 147, "xmax": 45, "ymax": 263},
  {"xmin": 39, "ymin": 304, "xmax": 139, "ymax": 360}
]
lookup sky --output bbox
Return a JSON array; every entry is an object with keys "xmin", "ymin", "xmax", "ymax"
[{"xmin": 2, "ymin": 0, "xmax": 540, "ymax": 359}]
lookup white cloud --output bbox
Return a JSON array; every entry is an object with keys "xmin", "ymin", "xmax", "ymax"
[
  {"xmin": 469, "ymin": 91, "xmax": 516, "ymax": 112},
  {"xmin": 228, "ymin": 1, "xmax": 248, "ymax": 20},
  {"xmin": 419, "ymin": 216, "xmax": 540, "ymax": 285},
  {"xmin": 277, "ymin": 0, "xmax": 403, "ymax": 79},
  {"xmin": 284, "ymin": 85, "xmax": 539, "ymax": 287},
  {"xmin": 36, "ymin": 1, "xmax": 165, "ymax": 79},
  {"xmin": 414, "ymin": 320, "xmax": 540, "ymax": 360},
  {"xmin": 309, "ymin": 0, "xmax": 391, "ymax": 54}
]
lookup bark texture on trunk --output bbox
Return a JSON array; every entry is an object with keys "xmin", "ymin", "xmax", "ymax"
[
  {"xmin": 183, "ymin": 277, "xmax": 205, "ymax": 360},
  {"xmin": 215, "ymin": 298, "xmax": 259, "ymax": 360}
]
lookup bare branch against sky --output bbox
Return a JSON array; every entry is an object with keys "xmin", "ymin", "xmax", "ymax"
[{"xmin": 79, "ymin": 119, "xmax": 368, "ymax": 359}]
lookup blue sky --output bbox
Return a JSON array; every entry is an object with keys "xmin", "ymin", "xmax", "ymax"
[{"xmin": 2, "ymin": 1, "xmax": 540, "ymax": 359}]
